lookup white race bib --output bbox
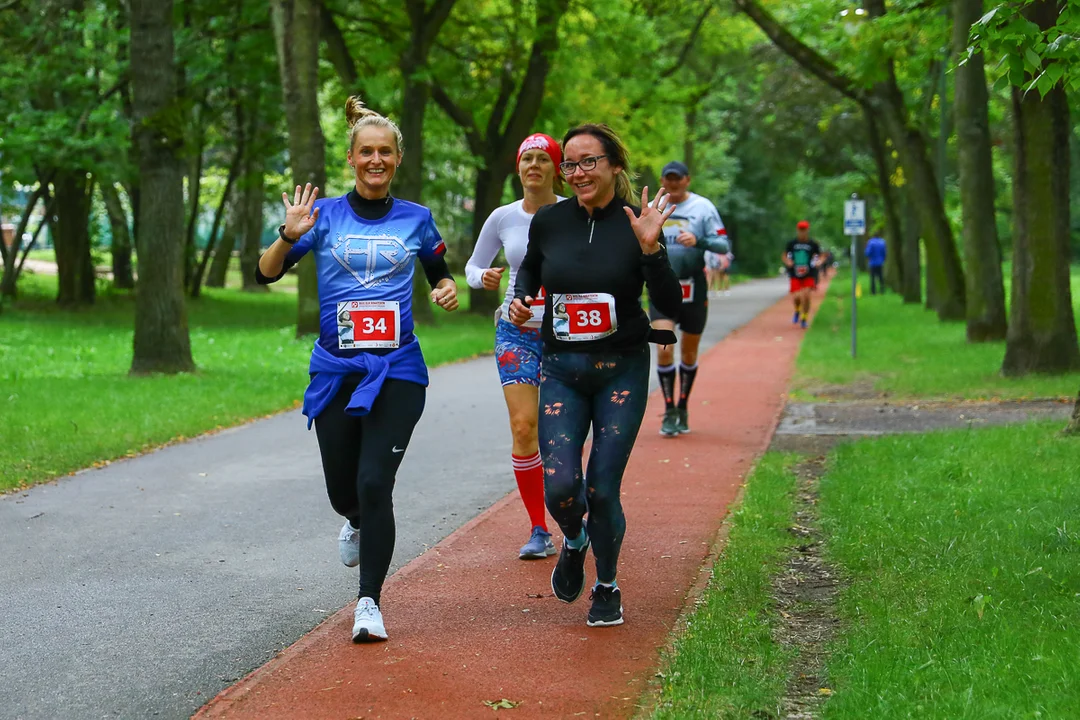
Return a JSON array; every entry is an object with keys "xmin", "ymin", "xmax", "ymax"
[
  {"xmin": 337, "ymin": 300, "xmax": 400, "ymax": 349},
  {"xmin": 531, "ymin": 286, "xmax": 547, "ymax": 322},
  {"xmin": 550, "ymin": 292, "xmax": 617, "ymax": 342},
  {"xmin": 679, "ymin": 278, "xmax": 694, "ymax": 304}
]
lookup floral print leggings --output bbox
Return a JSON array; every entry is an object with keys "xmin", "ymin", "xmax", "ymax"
[{"xmin": 538, "ymin": 345, "xmax": 650, "ymax": 583}]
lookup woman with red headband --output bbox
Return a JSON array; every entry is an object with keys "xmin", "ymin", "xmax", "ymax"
[{"xmin": 465, "ymin": 133, "xmax": 565, "ymax": 560}]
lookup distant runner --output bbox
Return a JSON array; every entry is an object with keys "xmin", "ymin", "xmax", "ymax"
[
  {"xmin": 647, "ymin": 161, "xmax": 730, "ymax": 437},
  {"xmin": 784, "ymin": 220, "xmax": 821, "ymax": 329}
]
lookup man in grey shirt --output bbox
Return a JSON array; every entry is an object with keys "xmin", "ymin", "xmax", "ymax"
[{"xmin": 647, "ymin": 161, "xmax": 730, "ymax": 437}]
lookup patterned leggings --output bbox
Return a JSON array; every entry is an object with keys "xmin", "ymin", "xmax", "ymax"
[{"xmin": 539, "ymin": 346, "xmax": 650, "ymax": 583}]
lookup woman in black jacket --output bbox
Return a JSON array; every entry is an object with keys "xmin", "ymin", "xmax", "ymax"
[{"xmin": 509, "ymin": 123, "xmax": 681, "ymax": 627}]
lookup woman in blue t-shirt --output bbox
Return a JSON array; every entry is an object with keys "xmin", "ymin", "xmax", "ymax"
[{"xmin": 257, "ymin": 97, "xmax": 458, "ymax": 643}]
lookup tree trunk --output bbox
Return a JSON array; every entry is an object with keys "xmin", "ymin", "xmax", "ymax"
[
  {"xmin": 101, "ymin": 181, "xmax": 135, "ymax": 289},
  {"xmin": 238, "ymin": 151, "xmax": 267, "ymax": 292},
  {"xmin": 206, "ymin": 198, "xmax": 237, "ymax": 289},
  {"xmin": 271, "ymin": 0, "xmax": 325, "ymax": 336},
  {"xmin": 870, "ymin": 68, "xmax": 966, "ymax": 320},
  {"xmin": 190, "ymin": 144, "xmax": 243, "ymax": 299},
  {"xmin": 866, "ymin": 112, "xmax": 904, "ymax": 294},
  {"xmin": 399, "ymin": 74, "xmax": 435, "ymax": 325},
  {"xmin": 952, "ymin": 0, "xmax": 1007, "ymax": 342},
  {"xmin": 183, "ymin": 133, "xmax": 204, "ymax": 290},
  {"xmin": 129, "ymin": 0, "xmax": 195, "ymax": 374},
  {"xmin": 1001, "ymin": 80, "xmax": 1079, "ymax": 375},
  {"xmin": 53, "ymin": 169, "xmax": 96, "ymax": 306},
  {"xmin": 900, "ymin": 186, "xmax": 922, "ymax": 304},
  {"xmin": 0, "ymin": 183, "xmax": 49, "ymax": 300}
]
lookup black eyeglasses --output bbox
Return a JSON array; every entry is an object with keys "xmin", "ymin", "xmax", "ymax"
[{"xmin": 559, "ymin": 154, "xmax": 608, "ymax": 176}]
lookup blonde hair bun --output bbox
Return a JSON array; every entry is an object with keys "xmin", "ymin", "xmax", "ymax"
[{"xmin": 345, "ymin": 95, "xmax": 379, "ymax": 128}]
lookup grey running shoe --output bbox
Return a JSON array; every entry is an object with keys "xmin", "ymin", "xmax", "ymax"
[
  {"xmin": 519, "ymin": 526, "xmax": 556, "ymax": 560},
  {"xmin": 587, "ymin": 585, "xmax": 624, "ymax": 627},
  {"xmin": 660, "ymin": 407, "xmax": 680, "ymax": 437},
  {"xmin": 675, "ymin": 407, "xmax": 690, "ymax": 435},
  {"xmin": 338, "ymin": 520, "xmax": 360, "ymax": 567},
  {"xmin": 551, "ymin": 534, "xmax": 590, "ymax": 603},
  {"xmin": 352, "ymin": 597, "xmax": 387, "ymax": 642}
]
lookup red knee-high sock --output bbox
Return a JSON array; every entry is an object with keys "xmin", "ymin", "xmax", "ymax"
[{"xmin": 512, "ymin": 452, "xmax": 547, "ymax": 531}]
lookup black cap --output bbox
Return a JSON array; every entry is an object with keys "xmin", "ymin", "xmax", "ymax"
[{"xmin": 661, "ymin": 161, "xmax": 689, "ymax": 178}]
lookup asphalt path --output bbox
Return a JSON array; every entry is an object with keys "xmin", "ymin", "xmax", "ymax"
[{"xmin": 0, "ymin": 277, "xmax": 788, "ymax": 720}]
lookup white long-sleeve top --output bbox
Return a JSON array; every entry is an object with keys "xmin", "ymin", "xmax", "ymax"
[{"xmin": 465, "ymin": 198, "xmax": 561, "ymax": 327}]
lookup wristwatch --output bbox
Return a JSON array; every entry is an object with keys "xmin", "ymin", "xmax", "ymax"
[{"xmin": 278, "ymin": 224, "xmax": 298, "ymax": 245}]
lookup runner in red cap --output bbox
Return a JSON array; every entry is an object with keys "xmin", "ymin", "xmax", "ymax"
[
  {"xmin": 784, "ymin": 220, "xmax": 821, "ymax": 329},
  {"xmin": 465, "ymin": 133, "xmax": 564, "ymax": 560}
]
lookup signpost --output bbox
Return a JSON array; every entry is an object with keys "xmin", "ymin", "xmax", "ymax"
[{"xmin": 844, "ymin": 195, "xmax": 866, "ymax": 359}]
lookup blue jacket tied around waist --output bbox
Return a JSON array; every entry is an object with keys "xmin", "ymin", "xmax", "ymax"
[{"xmin": 302, "ymin": 341, "xmax": 429, "ymax": 428}]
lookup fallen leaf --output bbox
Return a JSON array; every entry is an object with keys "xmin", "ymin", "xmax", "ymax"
[{"xmin": 482, "ymin": 698, "xmax": 520, "ymax": 710}]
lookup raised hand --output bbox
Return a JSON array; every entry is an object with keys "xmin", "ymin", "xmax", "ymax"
[
  {"xmin": 623, "ymin": 186, "xmax": 675, "ymax": 255},
  {"xmin": 481, "ymin": 267, "xmax": 505, "ymax": 291},
  {"xmin": 281, "ymin": 183, "xmax": 320, "ymax": 241}
]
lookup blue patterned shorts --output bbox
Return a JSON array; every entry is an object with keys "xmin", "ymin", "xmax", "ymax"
[{"xmin": 494, "ymin": 318, "xmax": 543, "ymax": 387}]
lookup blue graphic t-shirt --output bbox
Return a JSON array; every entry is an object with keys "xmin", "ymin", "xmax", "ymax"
[{"xmin": 285, "ymin": 195, "xmax": 446, "ymax": 358}]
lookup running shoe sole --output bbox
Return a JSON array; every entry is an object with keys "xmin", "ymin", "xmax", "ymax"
[
  {"xmin": 351, "ymin": 628, "xmax": 388, "ymax": 643},
  {"xmin": 551, "ymin": 541, "xmax": 590, "ymax": 603},
  {"xmin": 586, "ymin": 609, "xmax": 625, "ymax": 627},
  {"xmin": 520, "ymin": 545, "xmax": 557, "ymax": 560}
]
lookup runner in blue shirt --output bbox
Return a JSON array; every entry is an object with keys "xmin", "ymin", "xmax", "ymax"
[{"xmin": 256, "ymin": 97, "xmax": 458, "ymax": 644}]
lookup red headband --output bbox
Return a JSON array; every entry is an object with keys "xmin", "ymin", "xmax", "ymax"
[{"xmin": 517, "ymin": 133, "xmax": 562, "ymax": 171}]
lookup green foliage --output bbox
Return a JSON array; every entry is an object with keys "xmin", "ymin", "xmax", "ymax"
[{"xmin": 971, "ymin": 1, "xmax": 1080, "ymax": 95}]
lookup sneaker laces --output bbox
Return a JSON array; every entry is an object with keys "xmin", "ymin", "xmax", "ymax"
[{"xmin": 356, "ymin": 598, "xmax": 378, "ymax": 621}]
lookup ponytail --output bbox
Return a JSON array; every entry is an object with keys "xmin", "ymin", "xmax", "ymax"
[{"xmin": 345, "ymin": 95, "xmax": 404, "ymax": 155}]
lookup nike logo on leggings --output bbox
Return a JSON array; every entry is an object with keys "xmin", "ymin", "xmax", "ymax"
[{"xmin": 392, "ymin": 446, "xmax": 405, "ymax": 454}]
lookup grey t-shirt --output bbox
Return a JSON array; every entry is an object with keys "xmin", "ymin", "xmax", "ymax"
[{"xmin": 660, "ymin": 193, "xmax": 730, "ymax": 278}]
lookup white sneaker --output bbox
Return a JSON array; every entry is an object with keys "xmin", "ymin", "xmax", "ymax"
[
  {"xmin": 338, "ymin": 521, "xmax": 360, "ymax": 567},
  {"xmin": 352, "ymin": 597, "xmax": 388, "ymax": 642}
]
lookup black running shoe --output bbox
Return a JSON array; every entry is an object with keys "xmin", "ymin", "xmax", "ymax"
[
  {"xmin": 586, "ymin": 585, "xmax": 624, "ymax": 627},
  {"xmin": 551, "ymin": 535, "xmax": 590, "ymax": 603}
]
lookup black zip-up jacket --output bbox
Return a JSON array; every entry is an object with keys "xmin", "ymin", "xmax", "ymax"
[{"xmin": 514, "ymin": 196, "xmax": 682, "ymax": 352}]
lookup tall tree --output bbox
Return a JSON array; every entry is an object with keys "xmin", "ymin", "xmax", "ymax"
[
  {"xmin": 129, "ymin": 0, "xmax": 195, "ymax": 374},
  {"xmin": 953, "ymin": 0, "xmax": 1006, "ymax": 341},
  {"xmin": 431, "ymin": 0, "xmax": 571, "ymax": 315},
  {"xmin": 976, "ymin": 0, "xmax": 1080, "ymax": 375},
  {"xmin": 271, "ymin": 0, "xmax": 326, "ymax": 335},
  {"xmin": 733, "ymin": 0, "xmax": 967, "ymax": 321}
]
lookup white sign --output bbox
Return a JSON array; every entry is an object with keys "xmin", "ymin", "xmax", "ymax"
[{"xmin": 844, "ymin": 199, "xmax": 866, "ymax": 236}]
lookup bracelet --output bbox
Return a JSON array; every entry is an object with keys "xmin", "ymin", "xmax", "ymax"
[{"xmin": 278, "ymin": 224, "xmax": 298, "ymax": 245}]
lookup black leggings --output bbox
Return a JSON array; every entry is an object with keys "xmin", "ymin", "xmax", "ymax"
[
  {"xmin": 313, "ymin": 377, "xmax": 426, "ymax": 603},
  {"xmin": 539, "ymin": 346, "xmax": 650, "ymax": 583}
]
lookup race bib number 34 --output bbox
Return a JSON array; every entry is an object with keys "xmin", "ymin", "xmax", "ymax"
[
  {"xmin": 551, "ymin": 292, "xmax": 617, "ymax": 342},
  {"xmin": 337, "ymin": 300, "xmax": 400, "ymax": 349}
]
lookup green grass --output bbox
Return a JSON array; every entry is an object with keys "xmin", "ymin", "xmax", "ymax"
[
  {"xmin": 820, "ymin": 423, "xmax": 1080, "ymax": 719},
  {"xmin": 1, "ymin": 273, "xmax": 494, "ymax": 492},
  {"xmin": 651, "ymin": 454, "xmax": 797, "ymax": 719},
  {"xmin": 795, "ymin": 269, "xmax": 1080, "ymax": 401}
]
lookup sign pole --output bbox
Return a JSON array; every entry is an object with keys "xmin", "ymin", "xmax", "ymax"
[{"xmin": 843, "ymin": 194, "xmax": 865, "ymax": 359}]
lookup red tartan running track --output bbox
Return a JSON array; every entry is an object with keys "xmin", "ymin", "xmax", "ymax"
[{"xmin": 195, "ymin": 288, "xmax": 821, "ymax": 720}]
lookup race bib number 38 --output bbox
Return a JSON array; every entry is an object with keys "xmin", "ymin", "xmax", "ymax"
[
  {"xmin": 551, "ymin": 292, "xmax": 617, "ymax": 342},
  {"xmin": 337, "ymin": 300, "xmax": 400, "ymax": 349}
]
